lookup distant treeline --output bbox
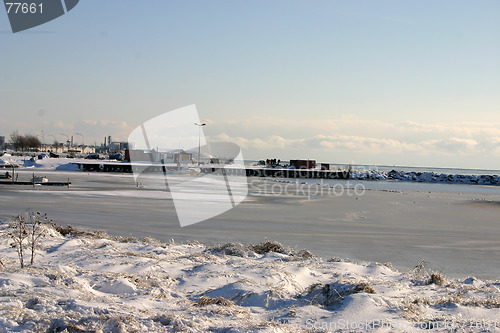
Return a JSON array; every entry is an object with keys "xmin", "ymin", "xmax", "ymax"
[{"xmin": 9, "ymin": 131, "xmax": 42, "ymax": 151}]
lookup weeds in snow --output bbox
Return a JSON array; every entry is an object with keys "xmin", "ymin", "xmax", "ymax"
[
  {"xmin": 194, "ymin": 296, "xmax": 235, "ymax": 307},
  {"xmin": 251, "ymin": 241, "xmax": 287, "ymax": 254},
  {"xmin": 428, "ymin": 272, "xmax": 447, "ymax": 286},
  {"xmin": 6, "ymin": 211, "xmax": 51, "ymax": 268}
]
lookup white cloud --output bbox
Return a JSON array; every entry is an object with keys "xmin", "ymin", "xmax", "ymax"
[
  {"xmin": 420, "ymin": 138, "xmax": 479, "ymax": 155},
  {"xmin": 208, "ymin": 118, "xmax": 500, "ymax": 166},
  {"xmin": 2, "ymin": 112, "xmax": 499, "ymax": 168}
]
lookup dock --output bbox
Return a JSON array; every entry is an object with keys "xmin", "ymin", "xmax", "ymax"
[
  {"xmin": 73, "ymin": 162, "xmax": 350, "ymax": 179},
  {"xmin": 0, "ymin": 181, "xmax": 71, "ymax": 186}
]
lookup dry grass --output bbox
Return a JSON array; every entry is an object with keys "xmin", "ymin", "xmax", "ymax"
[
  {"xmin": 210, "ymin": 240, "xmax": 316, "ymax": 259},
  {"xmin": 210, "ymin": 242, "xmax": 247, "ymax": 257},
  {"xmin": 55, "ymin": 224, "xmax": 109, "ymax": 239},
  {"xmin": 194, "ymin": 296, "xmax": 234, "ymax": 307},
  {"xmin": 251, "ymin": 241, "xmax": 287, "ymax": 254},
  {"xmin": 354, "ymin": 282, "xmax": 377, "ymax": 294},
  {"xmin": 296, "ymin": 249, "xmax": 315, "ymax": 259},
  {"xmin": 302, "ymin": 280, "xmax": 376, "ymax": 306},
  {"xmin": 428, "ymin": 272, "xmax": 447, "ymax": 286}
]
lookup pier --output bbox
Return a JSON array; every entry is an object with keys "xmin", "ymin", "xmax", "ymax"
[
  {"xmin": 0, "ymin": 181, "xmax": 71, "ymax": 186},
  {"xmin": 73, "ymin": 162, "xmax": 350, "ymax": 179}
]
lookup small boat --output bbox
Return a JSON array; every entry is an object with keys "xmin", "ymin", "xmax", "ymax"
[
  {"xmin": 0, "ymin": 172, "xmax": 11, "ymax": 179},
  {"xmin": 29, "ymin": 176, "xmax": 49, "ymax": 184}
]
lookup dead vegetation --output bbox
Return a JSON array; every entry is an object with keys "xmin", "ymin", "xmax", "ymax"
[
  {"xmin": 302, "ymin": 280, "xmax": 376, "ymax": 306},
  {"xmin": 428, "ymin": 272, "xmax": 447, "ymax": 286},
  {"xmin": 210, "ymin": 240, "xmax": 316, "ymax": 259},
  {"xmin": 251, "ymin": 241, "xmax": 287, "ymax": 254},
  {"xmin": 55, "ymin": 224, "xmax": 137, "ymax": 243},
  {"xmin": 5, "ymin": 211, "xmax": 51, "ymax": 268},
  {"xmin": 55, "ymin": 224, "xmax": 109, "ymax": 239},
  {"xmin": 194, "ymin": 296, "xmax": 235, "ymax": 307}
]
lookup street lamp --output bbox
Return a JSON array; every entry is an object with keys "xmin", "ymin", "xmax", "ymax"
[
  {"xmin": 194, "ymin": 122, "xmax": 206, "ymax": 166},
  {"xmin": 75, "ymin": 132, "xmax": 84, "ymax": 154},
  {"xmin": 60, "ymin": 133, "xmax": 70, "ymax": 150},
  {"xmin": 40, "ymin": 130, "xmax": 46, "ymax": 151},
  {"xmin": 48, "ymin": 134, "xmax": 57, "ymax": 152}
]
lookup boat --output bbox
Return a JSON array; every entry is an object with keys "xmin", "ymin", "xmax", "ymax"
[
  {"xmin": 0, "ymin": 172, "xmax": 11, "ymax": 179},
  {"xmin": 29, "ymin": 176, "xmax": 49, "ymax": 184}
]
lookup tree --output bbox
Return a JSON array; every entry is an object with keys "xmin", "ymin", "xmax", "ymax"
[
  {"xmin": 9, "ymin": 132, "xmax": 41, "ymax": 151},
  {"xmin": 52, "ymin": 140, "xmax": 60, "ymax": 152},
  {"xmin": 25, "ymin": 135, "xmax": 41, "ymax": 151},
  {"xmin": 10, "ymin": 131, "xmax": 25, "ymax": 151}
]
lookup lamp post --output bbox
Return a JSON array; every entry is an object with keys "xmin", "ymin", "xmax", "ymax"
[
  {"xmin": 75, "ymin": 132, "xmax": 84, "ymax": 154},
  {"xmin": 194, "ymin": 122, "xmax": 206, "ymax": 166},
  {"xmin": 60, "ymin": 133, "xmax": 70, "ymax": 150},
  {"xmin": 48, "ymin": 134, "xmax": 57, "ymax": 152},
  {"xmin": 40, "ymin": 130, "xmax": 46, "ymax": 151}
]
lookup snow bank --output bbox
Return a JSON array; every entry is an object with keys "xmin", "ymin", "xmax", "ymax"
[
  {"xmin": 0, "ymin": 155, "xmax": 83, "ymax": 171},
  {"xmin": 0, "ymin": 223, "xmax": 499, "ymax": 332},
  {"xmin": 351, "ymin": 169, "xmax": 500, "ymax": 185}
]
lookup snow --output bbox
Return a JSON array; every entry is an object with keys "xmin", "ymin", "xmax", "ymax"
[
  {"xmin": 0, "ymin": 155, "xmax": 85, "ymax": 170},
  {"xmin": 351, "ymin": 169, "xmax": 500, "ymax": 185},
  {"xmin": 0, "ymin": 223, "xmax": 499, "ymax": 332}
]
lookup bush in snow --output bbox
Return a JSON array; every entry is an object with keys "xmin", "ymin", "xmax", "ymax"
[{"xmin": 7, "ymin": 210, "xmax": 51, "ymax": 268}]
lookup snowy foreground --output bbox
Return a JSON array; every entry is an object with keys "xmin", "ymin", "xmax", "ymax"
[{"xmin": 0, "ymin": 223, "xmax": 499, "ymax": 332}]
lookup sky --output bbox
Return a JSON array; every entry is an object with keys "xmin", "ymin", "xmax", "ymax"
[{"xmin": 1, "ymin": 0, "xmax": 500, "ymax": 169}]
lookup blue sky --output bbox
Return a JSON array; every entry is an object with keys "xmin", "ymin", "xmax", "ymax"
[{"xmin": 1, "ymin": 1, "xmax": 500, "ymax": 168}]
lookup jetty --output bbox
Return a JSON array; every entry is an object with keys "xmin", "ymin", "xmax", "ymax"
[
  {"xmin": 0, "ymin": 180, "xmax": 71, "ymax": 186},
  {"xmin": 72, "ymin": 162, "xmax": 350, "ymax": 179}
]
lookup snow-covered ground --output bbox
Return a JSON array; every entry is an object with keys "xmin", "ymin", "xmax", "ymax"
[
  {"xmin": 350, "ymin": 169, "xmax": 500, "ymax": 185},
  {"xmin": 0, "ymin": 222, "xmax": 499, "ymax": 332},
  {"xmin": 0, "ymin": 155, "xmax": 83, "ymax": 172}
]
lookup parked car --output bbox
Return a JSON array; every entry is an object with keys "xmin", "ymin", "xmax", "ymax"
[
  {"xmin": 86, "ymin": 153, "xmax": 100, "ymax": 160},
  {"xmin": 38, "ymin": 153, "xmax": 48, "ymax": 159},
  {"xmin": 109, "ymin": 153, "xmax": 123, "ymax": 161},
  {"xmin": 49, "ymin": 152, "xmax": 59, "ymax": 158}
]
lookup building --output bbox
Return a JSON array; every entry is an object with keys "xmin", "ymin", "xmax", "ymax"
[
  {"xmin": 110, "ymin": 141, "xmax": 129, "ymax": 152},
  {"xmin": 126, "ymin": 149, "xmax": 193, "ymax": 164},
  {"xmin": 162, "ymin": 149, "xmax": 193, "ymax": 164},
  {"xmin": 290, "ymin": 159, "xmax": 316, "ymax": 169}
]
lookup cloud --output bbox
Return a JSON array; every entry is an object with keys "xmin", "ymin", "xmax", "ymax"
[
  {"xmin": 315, "ymin": 135, "xmax": 415, "ymax": 154},
  {"xmin": 209, "ymin": 131, "xmax": 499, "ymax": 161},
  {"xmin": 420, "ymin": 138, "xmax": 479, "ymax": 155},
  {"xmin": 397, "ymin": 121, "xmax": 500, "ymax": 138},
  {"xmin": 207, "ymin": 116, "xmax": 500, "ymax": 146}
]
